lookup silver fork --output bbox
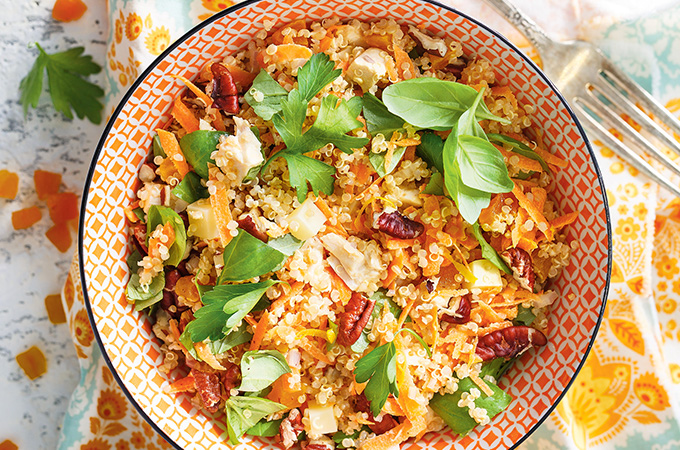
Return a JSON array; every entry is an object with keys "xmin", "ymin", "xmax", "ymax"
[{"xmin": 484, "ymin": 0, "xmax": 680, "ymax": 197}]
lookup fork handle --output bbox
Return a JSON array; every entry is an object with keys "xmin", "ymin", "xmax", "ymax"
[{"xmin": 483, "ymin": 0, "xmax": 555, "ymax": 54}]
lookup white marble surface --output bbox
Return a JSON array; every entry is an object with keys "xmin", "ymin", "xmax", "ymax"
[{"xmin": 0, "ymin": 1, "xmax": 106, "ymax": 448}]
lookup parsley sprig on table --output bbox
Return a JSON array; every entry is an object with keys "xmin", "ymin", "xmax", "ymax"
[
  {"xmin": 248, "ymin": 53, "xmax": 369, "ymax": 201},
  {"xmin": 19, "ymin": 43, "xmax": 104, "ymax": 124}
]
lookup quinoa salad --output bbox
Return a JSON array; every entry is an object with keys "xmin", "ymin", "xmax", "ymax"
[{"xmin": 125, "ymin": 17, "xmax": 579, "ymax": 449}]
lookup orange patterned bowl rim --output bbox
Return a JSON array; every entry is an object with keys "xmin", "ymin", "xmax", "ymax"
[{"xmin": 79, "ymin": 0, "xmax": 612, "ymax": 448}]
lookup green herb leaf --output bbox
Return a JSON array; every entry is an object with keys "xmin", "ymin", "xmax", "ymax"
[
  {"xmin": 304, "ymin": 95, "xmax": 368, "ymax": 154},
  {"xmin": 487, "ymin": 133, "xmax": 551, "ymax": 174},
  {"xmin": 481, "ymin": 356, "xmax": 517, "ymax": 381},
  {"xmin": 238, "ymin": 350, "xmax": 291, "ymax": 392},
  {"xmin": 362, "ymin": 92, "xmax": 405, "ymax": 138},
  {"xmin": 296, "ymin": 52, "xmax": 342, "ymax": 102},
  {"xmin": 429, "ymin": 374, "xmax": 512, "ymax": 437},
  {"xmin": 350, "ymin": 290, "xmax": 402, "ymax": 353},
  {"xmin": 207, "ymin": 322, "xmax": 253, "ymax": 355},
  {"xmin": 246, "ymin": 418, "xmax": 283, "ymax": 437},
  {"xmin": 171, "ymin": 171, "xmax": 209, "ymax": 204},
  {"xmin": 368, "ymin": 146, "xmax": 406, "ymax": 177},
  {"xmin": 126, "ymin": 271, "xmax": 165, "ymax": 311},
  {"xmin": 382, "ymin": 78, "xmax": 508, "ymax": 130},
  {"xmin": 152, "ymin": 133, "xmax": 166, "ymax": 158},
  {"xmin": 184, "ymin": 280, "xmax": 278, "ymax": 342},
  {"xmin": 354, "ymin": 342, "xmax": 398, "ymax": 417},
  {"xmin": 20, "ymin": 44, "xmax": 104, "ymax": 124},
  {"xmin": 179, "ymin": 130, "xmax": 228, "ymax": 179},
  {"xmin": 279, "ymin": 152, "xmax": 336, "ymax": 202},
  {"xmin": 219, "ymin": 229, "xmax": 287, "ymax": 283},
  {"xmin": 514, "ymin": 305, "xmax": 536, "ymax": 326},
  {"xmin": 333, "ymin": 427, "xmax": 371, "ymax": 448},
  {"xmin": 146, "ymin": 205, "xmax": 187, "ymax": 267},
  {"xmin": 225, "ymin": 396, "xmax": 286, "ymax": 444},
  {"xmin": 472, "ymin": 222, "xmax": 511, "ymax": 274},
  {"xmin": 416, "ymin": 132, "xmax": 444, "ymax": 173},
  {"xmin": 267, "ymin": 233, "xmax": 304, "ymax": 257},
  {"xmin": 245, "ymin": 70, "xmax": 290, "ymax": 120},
  {"xmin": 456, "ymin": 135, "xmax": 514, "ymax": 193},
  {"xmin": 423, "ymin": 171, "xmax": 444, "ymax": 196}
]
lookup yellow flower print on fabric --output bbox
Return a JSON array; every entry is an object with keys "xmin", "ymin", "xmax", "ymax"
[
  {"xmin": 633, "ymin": 203, "xmax": 648, "ymax": 220},
  {"xmin": 202, "ymin": 0, "xmax": 234, "ymax": 11},
  {"xmin": 80, "ymin": 438, "xmax": 110, "ymax": 450},
  {"xmin": 130, "ymin": 431, "xmax": 146, "ymax": 447},
  {"xmin": 633, "ymin": 373, "xmax": 670, "ymax": 410},
  {"xmin": 670, "ymin": 363, "xmax": 680, "ymax": 384},
  {"xmin": 97, "ymin": 389, "xmax": 128, "ymax": 420},
  {"xmin": 615, "ymin": 217, "xmax": 640, "ymax": 242},
  {"xmin": 114, "ymin": 18, "xmax": 123, "ymax": 44},
  {"xmin": 145, "ymin": 27, "xmax": 171, "ymax": 56},
  {"xmin": 623, "ymin": 183, "xmax": 638, "ymax": 198},
  {"xmin": 611, "ymin": 161, "xmax": 625, "ymax": 174},
  {"xmin": 656, "ymin": 295, "xmax": 677, "ymax": 314},
  {"xmin": 618, "ymin": 204, "xmax": 629, "ymax": 216},
  {"xmin": 656, "ymin": 255, "xmax": 679, "ymax": 279},
  {"xmin": 115, "ymin": 442, "xmax": 130, "ymax": 450},
  {"xmin": 125, "ymin": 12, "xmax": 143, "ymax": 41},
  {"xmin": 73, "ymin": 308, "xmax": 94, "ymax": 347},
  {"xmin": 673, "ymin": 278, "xmax": 680, "ymax": 295}
]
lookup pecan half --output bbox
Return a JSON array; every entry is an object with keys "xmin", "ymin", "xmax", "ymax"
[
  {"xmin": 280, "ymin": 408, "xmax": 305, "ymax": 449},
  {"xmin": 375, "ymin": 211, "xmax": 424, "ymax": 239},
  {"xmin": 353, "ymin": 394, "xmax": 399, "ymax": 435},
  {"xmin": 502, "ymin": 247, "xmax": 535, "ymax": 291},
  {"xmin": 475, "ymin": 326, "xmax": 548, "ymax": 361},
  {"xmin": 131, "ymin": 222, "xmax": 148, "ymax": 255},
  {"xmin": 220, "ymin": 362, "xmax": 240, "ymax": 400},
  {"xmin": 302, "ymin": 443, "xmax": 334, "ymax": 450},
  {"xmin": 237, "ymin": 215, "xmax": 268, "ymax": 242},
  {"xmin": 441, "ymin": 294, "xmax": 471, "ymax": 324},
  {"xmin": 210, "ymin": 63, "xmax": 239, "ymax": 114},
  {"xmin": 192, "ymin": 369, "xmax": 222, "ymax": 413},
  {"xmin": 337, "ymin": 292, "xmax": 376, "ymax": 346},
  {"xmin": 160, "ymin": 268, "xmax": 189, "ymax": 319}
]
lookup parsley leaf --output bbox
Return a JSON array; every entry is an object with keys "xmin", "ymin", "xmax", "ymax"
[
  {"xmin": 218, "ymin": 229, "xmax": 287, "ymax": 283},
  {"xmin": 304, "ymin": 95, "xmax": 367, "ymax": 154},
  {"xmin": 20, "ymin": 43, "xmax": 104, "ymax": 124},
  {"xmin": 296, "ymin": 52, "xmax": 342, "ymax": 102},
  {"xmin": 354, "ymin": 341, "xmax": 398, "ymax": 417}
]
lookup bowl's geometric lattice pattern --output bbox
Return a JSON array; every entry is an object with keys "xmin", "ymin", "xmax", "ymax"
[{"xmin": 81, "ymin": 0, "xmax": 609, "ymax": 448}]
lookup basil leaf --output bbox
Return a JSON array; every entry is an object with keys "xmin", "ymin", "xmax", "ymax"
[
  {"xmin": 267, "ymin": 233, "xmax": 303, "ymax": 257},
  {"xmin": 482, "ymin": 356, "xmax": 517, "ymax": 381},
  {"xmin": 179, "ymin": 130, "xmax": 228, "ymax": 179},
  {"xmin": 225, "ymin": 396, "xmax": 286, "ymax": 444},
  {"xmin": 296, "ymin": 52, "xmax": 342, "ymax": 102},
  {"xmin": 514, "ymin": 305, "xmax": 536, "ymax": 326},
  {"xmin": 183, "ymin": 280, "xmax": 278, "ymax": 342},
  {"xmin": 416, "ymin": 132, "xmax": 444, "ymax": 173},
  {"xmin": 126, "ymin": 249, "xmax": 142, "ymax": 272},
  {"xmin": 207, "ymin": 322, "xmax": 252, "ymax": 355},
  {"xmin": 368, "ymin": 146, "xmax": 406, "ymax": 177},
  {"xmin": 456, "ymin": 135, "xmax": 514, "ymax": 193},
  {"xmin": 487, "ymin": 133, "xmax": 551, "ymax": 174},
  {"xmin": 219, "ymin": 229, "xmax": 287, "ymax": 283},
  {"xmin": 152, "ymin": 133, "xmax": 166, "ymax": 157},
  {"xmin": 126, "ymin": 271, "xmax": 165, "ymax": 311},
  {"xmin": 362, "ymin": 92, "xmax": 405, "ymax": 138},
  {"xmin": 171, "ymin": 171, "xmax": 209, "ymax": 204},
  {"xmin": 246, "ymin": 418, "xmax": 282, "ymax": 437},
  {"xmin": 146, "ymin": 205, "xmax": 187, "ymax": 267},
  {"xmin": 457, "ymin": 86, "xmax": 487, "ymax": 138},
  {"xmin": 238, "ymin": 350, "xmax": 291, "ymax": 392},
  {"xmin": 429, "ymin": 375, "xmax": 512, "ymax": 437},
  {"xmin": 423, "ymin": 171, "xmax": 444, "ymax": 196},
  {"xmin": 245, "ymin": 70, "xmax": 290, "ymax": 120},
  {"xmin": 472, "ymin": 222, "xmax": 511, "ymax": 274},
  {"xmin": 132, "ymin": 207, "xmax": 145, "ymax": 222},
  {"xmin": 382, "ymin": 78, "xmax": 507, "ymax": 130}
]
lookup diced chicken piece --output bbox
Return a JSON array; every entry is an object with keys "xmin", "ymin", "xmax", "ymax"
[
  {"xmin": 187, "ymin": 198, "xmax": 220, "ymax": 241},
  {"xmin": 321, "ymin": 233, "xmax": 365, "ymax": 276},
  {"xmin": 137, "ymin": 182, "xmax": 164, "ymax": 213},
  {"xmin": 346, "ymin": 48, "xmax": 393, "ymax": 92},
  {"xmin": 409, "ymin": 25, "xmax": 448, "ymax": 57},
  {"xmin": 305, "ymin": 403, "xmax": 338, "ymax": 438},
  {"xmin": 212, "ymin": 116, "xmax": 263, "ymax": 187},
  {"xmin": 463, "ymin": 260, "xmax": 503, "ymax": 290},
  {"xmin": 287, "ymin": 198, "xmax": 327, "ymax": 241},
  {"xmin": 320, "ymin": 233, "xmax": 382, "ymax": 293}
]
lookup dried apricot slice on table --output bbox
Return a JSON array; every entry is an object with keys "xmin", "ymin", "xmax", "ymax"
[
  {"xmin": 52, "ymin": 0, "xmax": 87, "ymax": 22},
  {"xmin": 0, "ymin": 170, "xmax": 19, "ymax": 199},
  {"xmin": 45, "ymin": 294, "xmax": 66, "ymax": 324},
  {"xmin": 16, "ymin": 345, "xmax": 47, "ymax": 380},
  {"xmin": 46, "ymin": 191, "xmax": 78, "ymax": 223},
  {"xmin": 11, "ymin": 206, "xmax": 42, "ymax": 230},
  {"xmin": 34, "ymin": 170, "xmax": 61, "ymax": 200},
  {"xmin": 45, "ymin": 222, "xmax": 72, "ymax": 252}
]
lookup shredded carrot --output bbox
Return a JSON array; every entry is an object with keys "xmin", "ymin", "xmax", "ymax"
[
  {"xmin": 393, "ymin": 45, "xmax": 416, "ymax": 80},
  {"xmin": 314, "ymin": 197, "xmax": 335, "ymax": 220},
  {"xmin": 270, "ymin": 281, "xmax": 304, "ymax": 311},
  {"xmin": 249, "ymin": 310, "xmax": 270, "ymax": 351},
  {"xmin": 490, "ymin": 85, "xmax": 518, "ymax": 109},
  {"xmin": 397, "ymin": 295, "xmax": 416, "ymax": 329},
  {"xmin": 168, "ymin": 373, "xmax": 195, "ymax": 393},
  {"xmin": 494, "ymin": 144, "xmax": 543, "ymax": 173},
  {"xmin": 383, "ymin": 248, "xmax": 405, "ymax": 289},
  {"xmin": 174, "ymin": 75, "xmax": 213, "ymax": 107},
  {"xmin": 194, "ymin": 342, "xmax": 227, "ymax": 371},
  {"xmin": 470, "ymin": 371, "xmax": 494, "ymax": 397},
  {"xmin": 325, "ymin": 267, "xmax": 352, "ymax": 305},
  {"xmin": 299, "ymin": 339, "xmax": 332, "ymax": 365},
  {"xmin": 222, "ymin": 64, "xmax": 257, "ymax": 87},
  {"xmin": 156, "ymin": 129, "xmax": 190, "ymax": 179},
  {"xmin": 512, "ymin": 182, "xmax": 554, "ymax": 240},
  {"xmin": 208, "ymin": 179, "xmax": 234, "ymax": 246},
  {"xmin": 123, "ymin": 200, "xmax": 140, "ymax": 223},
  {"xmin": 507, "ymin": 132, "xmax": 568, "ymax": 168},
  {"xmin": 531, "ymin": 187, "xmax": 547, "ymax": 213},
  {"xmin": 171, "ymin": 98, "xmax": 200, "ymax": 133},
  {"xmin": 551, "ymin": 210, "xmax": 579, "ymax": 230},
  {"xmin": 244, "ymin": 315, "xmax": 258, "ymax": 328}
]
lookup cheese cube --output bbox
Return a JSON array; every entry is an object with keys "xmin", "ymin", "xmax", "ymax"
[
  {"xmin": 287, "ymin": 198, "xmax": 327, "ymax": 241},
  {"xmin": 464, "ymin": 260, "xmax": 503, "ymax": 290},
  {"xmin": 186, "ymin": 198, "xmax": 219, "ymax": 241},
  {"xmin": 306, "ymin": 404, "xmax": 338, "ymax": 436}
]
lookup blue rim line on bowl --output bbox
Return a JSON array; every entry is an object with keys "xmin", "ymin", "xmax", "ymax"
[{"xmin": 78, "ymin": 1, "xmax": 612, "ymax": 448}]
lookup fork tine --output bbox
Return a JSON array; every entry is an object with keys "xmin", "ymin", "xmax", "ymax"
[
  {"xmin": 573, "ymin": 99, "xmax": 680, "ymax": 197},
  {"xmin": 583, "ymin": 86, "xmax": 680, "ymax": 178},
  {"xmin": 599, "ymin": 60, "xmax": 680, "ymax": 155}
]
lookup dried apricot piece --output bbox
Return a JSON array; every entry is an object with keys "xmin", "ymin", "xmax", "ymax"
[
  {"xmin": 0, "ymin": 170, "xmax": 19, "ymax": 199},
  {"xmin": 11, "ymin": 206, "xmax": 42, "ymax": 230},
  {"xmin": 45, "ymin": 294, "xmax": 67, "ymax": 324},
  {"xmin": 46, "ymin": 222, "xmax": 72, "ymax": 252},
  {"xmin": 46, "ymin": 192, "xmax": 79, "ymax": 223},
  {"xmin": 52, "ymin": 0, "xmax": 87, "ymax": 22},
  {"xmin": 0, "ymin": 440, "xmax": 18, "ymax": 450},
  {"xmin": 16, "ymin": 345, "xmax": 47, "ymax": 380},
  {"xmin": 34, "ymin": 170, "xmax": 62, "ymax": 200}
]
